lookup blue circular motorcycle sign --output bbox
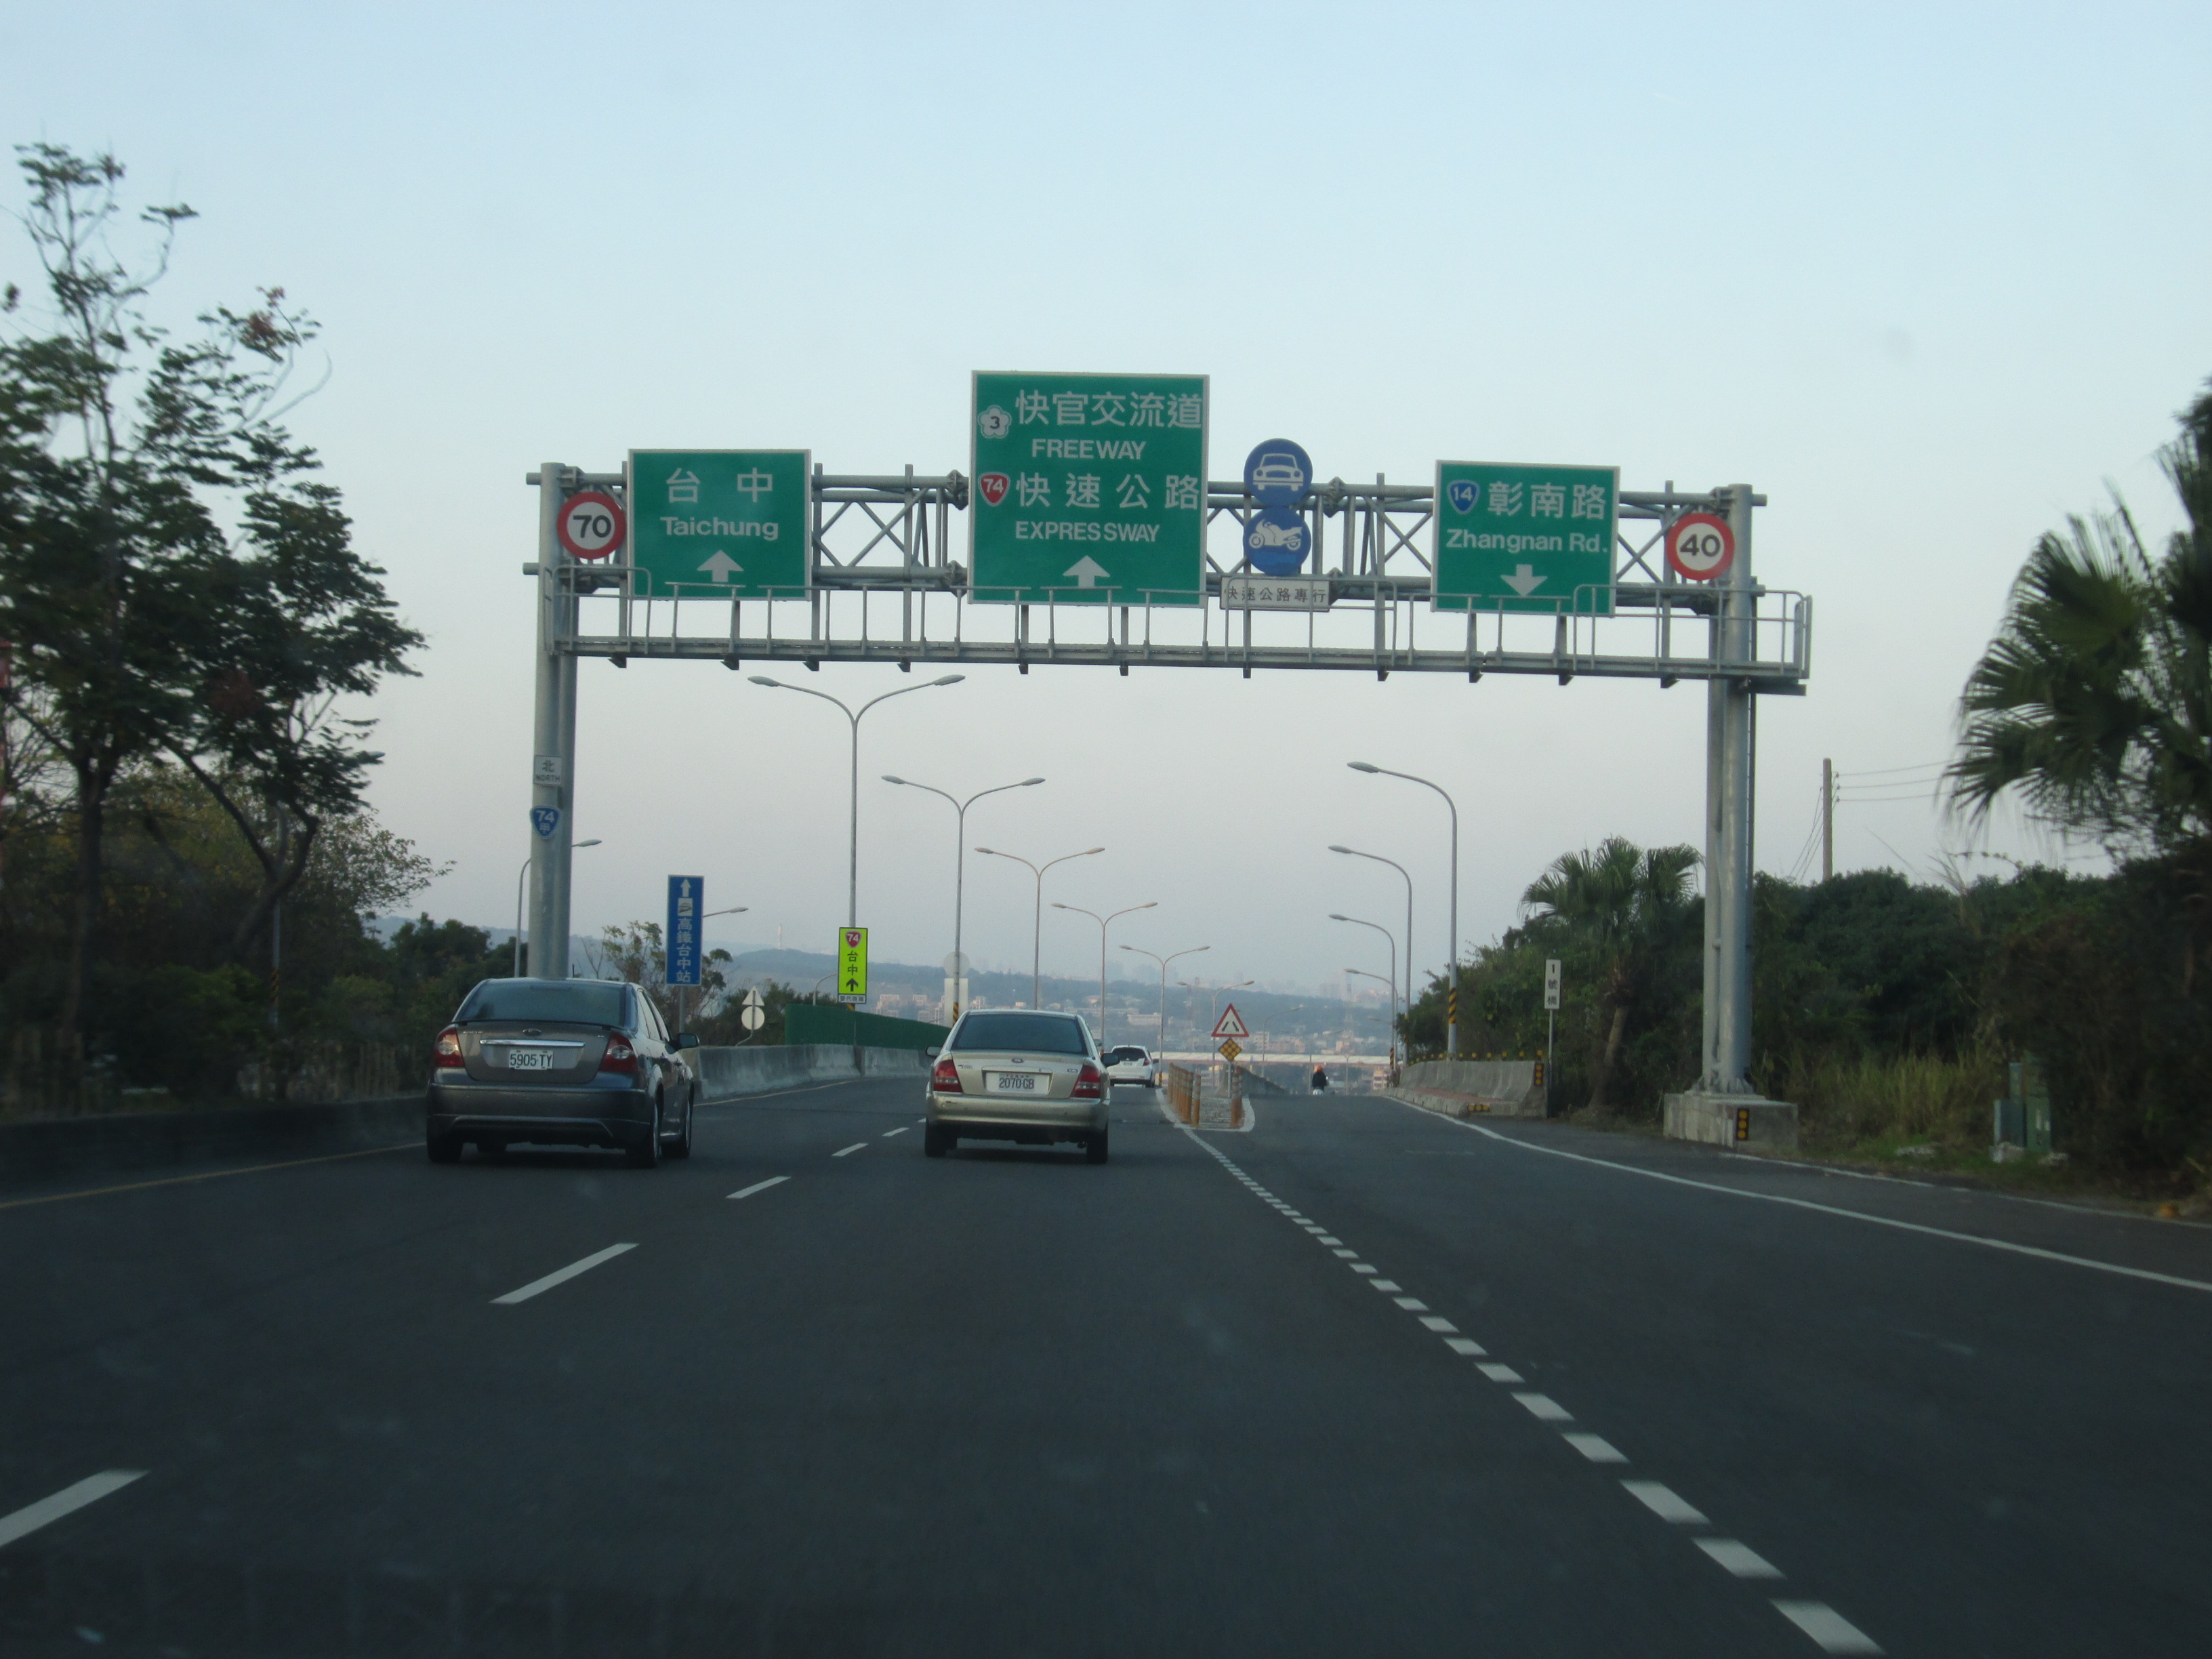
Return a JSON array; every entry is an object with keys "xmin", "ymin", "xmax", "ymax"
[
  {"xmin": 1245, "ymin": 505, "xmax": 1311, "ymax": 575},
  {"xmin": 1244, "ymin": 439, "xmax": 1313, "ymax": 508}
]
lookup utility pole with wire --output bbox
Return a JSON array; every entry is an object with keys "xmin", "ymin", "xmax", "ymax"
[{"xmin": 1822, "ymin": 757, "xmax": 1835, "ymax": 883}]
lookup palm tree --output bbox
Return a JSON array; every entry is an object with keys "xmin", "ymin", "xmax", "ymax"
[
  {"xmin": 1521, "ymin": 836, "xmax": 1700, "ymax": 1109},
  {"xmin": 1951, "ymin": 383, "xmax": 2212, "ymax": 861}
]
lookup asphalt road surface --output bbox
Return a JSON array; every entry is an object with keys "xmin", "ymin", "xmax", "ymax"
[{"xmin": 4, "ymin": 1079, "xmax": 2209, "ymax": 1656}]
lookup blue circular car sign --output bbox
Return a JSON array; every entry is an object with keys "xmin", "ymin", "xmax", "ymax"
[
  {"xmin": 1244, "ymin": 439, "xmax": 1313, "ymax": 508},
  {"xmin": 1245, "ymin": 505, "xmax": 1311, "ymax": 575}
]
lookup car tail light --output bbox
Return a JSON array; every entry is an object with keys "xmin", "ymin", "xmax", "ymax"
[
  {"xmin": 599, "ymin": 1033, "xmax": 639, "ymax": 1076},
  {"xmin": 433, "ymin": 1027, "xmax": 464, "ymax": 1069},
  {"xmin": 1072, "ymin": 1063, "xmax": 1103, "ymax": 1099},
  {"xmin": 931, "ymin": 1057, "xmax": 963, "ymax": 1093}
]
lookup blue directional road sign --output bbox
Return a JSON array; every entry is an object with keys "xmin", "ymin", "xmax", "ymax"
[
  {"xmin": 1244, "ymin": 439, "xmax": 1313, "ymax": 507},
  {"xmin": 1244, "ymin": 506, "xmax": 1313, "ymax": 575},
  {"xmin": 529, "ymin": 806, "xmax": 561, "ymax": 839},
  {"xmin": 666, "ymin": 875, "xmax": 703, "ymax": 988}
]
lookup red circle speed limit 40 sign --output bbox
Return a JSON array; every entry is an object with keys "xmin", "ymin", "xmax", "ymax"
[
  {"xmin": 1665, "ymin": 512, "xmax": 1734, "ymax": 582},
  {"xmin": 557, "ymin": 490, "xmax": 626, "ymax": 562}
]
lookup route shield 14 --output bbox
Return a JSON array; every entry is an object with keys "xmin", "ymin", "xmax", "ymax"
[
  {"xmin": 1432, "ymin": 461, "xmax": 1618, "ymax": 615},
  {"xmin": 970, "ymin": 371, "xmax": 1208, "ymax": 606}
]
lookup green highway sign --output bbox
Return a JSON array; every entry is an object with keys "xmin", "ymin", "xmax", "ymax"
[
  {"xmin": 837, "ymin": 926, "xmax": 869, "ymax": 1005},
  {"xmin": 1432, "ymin": 461, "xmax": 1618, "ymax": 615},
  {"xmin": 627, "ymin": 449, "xmax": 811, "ymax": 598},
  {"xmin": 970, "ymin": 371, "xmax": 1207, "ymax": 606}
]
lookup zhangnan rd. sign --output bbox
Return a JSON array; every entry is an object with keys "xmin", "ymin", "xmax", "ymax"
[
  {"xmin": 1431, "ymin": 460, "xmax": 1618, "ymax": 615},
  {"xmin": 970, "ymin": 371, "xmax": 1208, "ymax": 606},
  {"xmin": 628, "ymin": 449, "xmax": 811, "ymax": 598}
]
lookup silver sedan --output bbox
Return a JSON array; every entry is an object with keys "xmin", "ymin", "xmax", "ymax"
[{"xmin": 924, "ymin": 1008, "xmax": 1109, "ymax": 1162}]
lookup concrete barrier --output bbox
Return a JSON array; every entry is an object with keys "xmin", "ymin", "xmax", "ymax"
[
  {"xmin": 686, "ymin": 1044, "xmax": 926, "ymax": 1103},
  {"xmin": 0, "ymin": 1095, "xmax": 424, "ymax": 1183},
  {"xmin": 1384, "ymin": 1059, "xmax": 1548, "ymax": 1120},
  {"xmin": 1662, "ymin": 1090, "xmax": 1799, "ymax": 1152},
  {"xmin": 0, "ymin": 1046, "xmax": 933, "ymax": 1182}
]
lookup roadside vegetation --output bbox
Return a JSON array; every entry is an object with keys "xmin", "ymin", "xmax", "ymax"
[
  {"xmin": 0, "ymin": 144, "xmax": 431, "ymax": 1113},
  {"xmin": 1405, "ymin": 381, "xmax": 2212, "ymax": 1200}
]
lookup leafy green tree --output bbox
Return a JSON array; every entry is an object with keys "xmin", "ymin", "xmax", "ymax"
[
  {"xmin": 0, "ymin": 144, "xmax": 417, "ymax": 1067},
  {"xmin": 1952, "ymin": 384, "xmax": 2212, "ymax": 867},
  {"xmin": 1521, "ymin": 836, "xmax": 1700, "ymax": 1109}
]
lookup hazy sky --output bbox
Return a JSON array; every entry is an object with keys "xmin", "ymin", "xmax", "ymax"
[{"xmin": 7, "ymin": 1, "xmax": 2208, "ymax": 998}]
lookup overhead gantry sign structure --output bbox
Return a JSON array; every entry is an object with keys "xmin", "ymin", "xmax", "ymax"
[{"xmin": 519, "ymin": 373, "xmax": 1811, "ymax": 1108}]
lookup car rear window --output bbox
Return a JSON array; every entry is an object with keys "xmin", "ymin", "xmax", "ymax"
[
  {"xmin": 1107, "ymin": 1047, "xmax": 1148, "ymax": 1063},
  {"xmin": 457, "ymin": 981, "xmax": 631, "ymax": 1027},
  {"xmin": 949, "ymin": 1013, "xmax": 1090, "ymax": 1054}
]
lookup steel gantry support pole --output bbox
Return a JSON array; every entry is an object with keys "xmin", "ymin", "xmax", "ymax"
[
  {"xmin": 1700, "ymin": 483, "xmax": 1758, "ymax": 1092},
  {"xmin": 527, "ymin": 463, "xmax": 579, "ymax": 981}
]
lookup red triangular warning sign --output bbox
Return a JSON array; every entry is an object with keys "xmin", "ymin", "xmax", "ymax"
[{"xmin": 1212, "ymin": 1003, "xmax": 1250, "ymax": 1040}]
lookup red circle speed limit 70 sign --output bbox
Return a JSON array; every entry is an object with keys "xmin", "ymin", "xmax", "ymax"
[
  {"xmin": 557, "ymin": 490, "xmax": 626, "ymax": 562},
  {"xmin": 1665, "ymin": 512, "xmax": 1734, "ymax": 582}
]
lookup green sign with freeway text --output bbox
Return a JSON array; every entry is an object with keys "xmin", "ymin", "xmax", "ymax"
[
  {"xmin": 628, "ymin": 449, "xmax": 811, "ymax": 598},
  {"xmin": 1432, "ymin": 460, "xmax": 1617, "ymax": 614},
  {"xmin": 970, "ymin": 371, "xmax": 1207, "ymax": 606}
]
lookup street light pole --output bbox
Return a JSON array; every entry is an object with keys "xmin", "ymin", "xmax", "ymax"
[
  {"xmin": 975, "ymin": 846, "xmax": 1104, "ymax": 1008},
  {"xmin": 1345, "ymin": 968, "xmax": 1397, "ymax": 1074},
  {"xmin": 750, "ymin": 674, "xmax": 964, "ymax": 926},
  {"xmin": 1331, "ymin": 914, "xmax": 1398, "ymax": 1072},
  {"xmin": 883, "ymin": 774, "xmax": 1044, "ymax": 1021},
  {"xmin": 1350, "ymin": 761, "xmax": 1461, "ymax": 1059},
  {"xmin": 1329, "ymin": 844, "xmax": 1412, "ymax": 1052},
  {"xmin": 1052, "ymin": 901, "xmax": 1157, "ymax": 1044},
  {"xmin": 1122, "ymin": 943, "xmax": 1207, "ymax": 1061},
  {"xmin": 516, "ymin": 840, "xmax": 601, "ymax": 976}
]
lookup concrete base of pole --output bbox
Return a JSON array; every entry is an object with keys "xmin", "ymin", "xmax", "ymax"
[{"xmin": 1663, "ymin": 1090, "xmax": 1799, "ymax": 1153}]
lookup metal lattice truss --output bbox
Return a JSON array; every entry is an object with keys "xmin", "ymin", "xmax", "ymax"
[{"xmin": 535, "ymin": 467, "xmax": 1809, "ymax": 690}]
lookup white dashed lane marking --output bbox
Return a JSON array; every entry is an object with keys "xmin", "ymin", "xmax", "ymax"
[
  {"xmin": 881, "ymin": 1126, "xmax": 909, "ymax": 1137},
  {"xmin": 1622, "ymin": 1481, "xmax": 1708, "ymax": 1525},
  {"xmin": 727, "ymin": 1176, "xmax": 789, "ymax": 1200},
  {"xmin": 1513, "ymin": 1393, "xmax": 1574, "ymax": 1422},
  {"xmin": 1182, "ymin": 1128, "xmax": 1884, "ymax": 1656},
  {"xmin": 1563, "ymin": 1433, "xmax": 1628, "ymax": 1464},
  {"xmin": 491, "ymin": 1243, "xmax": 637, "ymax": 1305},
  {"xmin": 1698, "ymin": 1538, "xmax": 1784, "ymax": 1579},
  {"xmin": 0, "ymin": 1471, "xmax": 145, "ymax": 1550},
  {"xmin": 1772, "ymin": 1601, "xmax": 1884, "ymax": 1654},
  {"xmin": 832, "ymin": 1143, "xmax": 867, "ymax": 1158}
]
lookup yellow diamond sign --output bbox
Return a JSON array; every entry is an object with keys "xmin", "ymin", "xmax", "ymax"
[{"xmin": 1218, "ymin": 1038, "xmax": 1242, "ymax": 1061}]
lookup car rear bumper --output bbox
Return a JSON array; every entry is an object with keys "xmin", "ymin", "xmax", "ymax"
[
  {"xmin": 926, "ymin": 1090, "xmax": 1105, "ymax": 1142},
  {"xmin": 427, "ymin": 1076, "xmax": 656, "ymax": 1149}
]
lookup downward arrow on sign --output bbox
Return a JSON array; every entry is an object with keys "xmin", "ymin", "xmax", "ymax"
[
  {"xmin": 1502, "ymin": 564, "xmax": 1547, "ymax": 596},
  {"xmin": 1063, "ymin": 557, "xmax": 1110, "ymax": 589},
  {"xmin": 698, "ymin": 551, "xmax": 744, "ymax": 583}
]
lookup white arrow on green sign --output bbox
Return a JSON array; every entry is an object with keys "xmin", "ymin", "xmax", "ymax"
[
  {"xmin": 970, "ymin": 371, "xmax": 1208, "ymax": 607},
  {"xmin": 1431, "ymin": 460, "xmax": 1618, "ymax": 615},
  {"xmin": 628, "ymin": 449, "xmax": 811, "ymax": 598}
]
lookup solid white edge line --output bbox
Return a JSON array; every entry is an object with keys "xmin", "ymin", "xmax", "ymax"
[
  {"xmin": 727, "ymin": 1176, "xmax": 790, "ymax": 1200},
  {"xmin": 491, "ymin": 1242, "xmax": 637, "ymax": 1305},
  {"xmin": 1406, "ymin": 1103, "xmax": 2212, "ymax": 1295},
  {"xmin": 1770, "ymin": 1599, "xmax": 1884, "ymax": 1654},
  {"xmin": 0, "ymin": 1471, "xmax": 146, "ymax": 1550}
]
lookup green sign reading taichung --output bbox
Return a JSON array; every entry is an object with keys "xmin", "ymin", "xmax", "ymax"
[
  {"xmin": 969, "ymin": 371, "xmax": 1207, "ymax": 606},
  {"xmin": 628, "ymin": 449, "xmax": 811, "ymax": 598},
  {"xmin": 1432, "ymin": 460, "xmax": 1618, "ymax": 615}
]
